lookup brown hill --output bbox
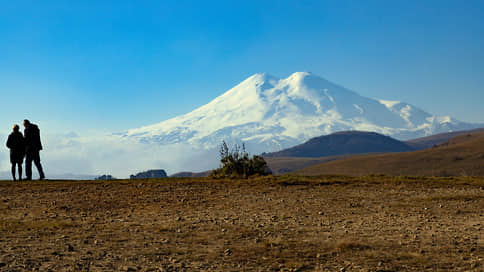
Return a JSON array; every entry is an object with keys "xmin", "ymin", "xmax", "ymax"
[
  {"xmin": 405, "ymin": 127, "xmax": 484, "ymax": 150},
  {"xmin": 264, "ymin": 155, "xmax": 353, "ymax": 175},
  {"xmin": 295, "ymin": 131, "xmax": 484, "ymax": 177},
  {"xmin": 264, "ymin": 131, "xmax": 413, "ymax": 158}
]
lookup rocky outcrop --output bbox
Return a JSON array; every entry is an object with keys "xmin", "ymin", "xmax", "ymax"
[{"xmin": 130, "ymin": 169, "xmax": 167, "ymax": 179}]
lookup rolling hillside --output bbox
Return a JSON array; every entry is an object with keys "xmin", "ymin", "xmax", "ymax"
[
  {"xmin": 295, "ymin": 131, "xmax": 484, "ymax": 176},
  {"xmin": 405, "ymin": 127, "xmax": 484, "ymax": 149},
  {"xmin": 264, "ymin": 131, "xmax": 413, "ymax": 158},
  {"xmin": 264, "ymin": 155, "xmax": 353, "ymax": 175}
]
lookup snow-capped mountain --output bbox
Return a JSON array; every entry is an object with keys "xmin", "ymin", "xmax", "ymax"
[{"xmin": 122, "ymin": 72, "xmax": 478, "ymax": 154}]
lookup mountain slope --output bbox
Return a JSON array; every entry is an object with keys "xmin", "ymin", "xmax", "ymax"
[
  {"xmin": 405, "ymin": 127, "xmax": 484, "ymax": 150},
  {"xmin": 264, "ymin": 131, "xmax": 413, "ymax": 158},
  {"xmin": 264, "ymin": 155, "xmax": 353, "ymax": 175},
  {"xmin": 122, "ymin": 72, "xmax": 478, "ymax": 156},
  {"xmin": 295, "ymin": 131, "xmax": 484, "ymax": 177}
]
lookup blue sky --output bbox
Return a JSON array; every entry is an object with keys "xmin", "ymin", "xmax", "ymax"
[{"xmin": 1, "ymin": 0, "xmax": 484, "ymax": 134}]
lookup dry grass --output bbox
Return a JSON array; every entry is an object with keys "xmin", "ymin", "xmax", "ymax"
[
  {"xmin": 264, "ymin": 155, "xmax": 353, "ymax": 175},
  {"xmin": 295, "ymin": 131, "xmax": 484, "ymax": 177},
  {"xmin": 0, "ymin": 176, "xmax": 483, "ymax": 271}
]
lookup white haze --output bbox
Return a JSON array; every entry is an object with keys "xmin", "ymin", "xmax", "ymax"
[{"xmin": 0, "ymin": 132, "xmax": 219, "ymax": 179}]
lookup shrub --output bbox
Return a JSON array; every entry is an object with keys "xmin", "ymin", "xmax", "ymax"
[
  {"xmin": 95, "ymin": 174, "xmax": 116, "ymax": 180},
  {"xmin": 210, "ymin": 141, "xmax": 272, "ymax": 178}
]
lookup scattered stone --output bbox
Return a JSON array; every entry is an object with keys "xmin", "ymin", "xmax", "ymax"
[
  {"xmin": 121, "ymin": 265, "xmax": 137, "ymax": 271},
  {"xmin": 67, "ymin": 244, "xmax": 74, "ymax": 252},
  {"xmin": 224, "ymin": 249, "xmax": 232, "ymax": 256}
]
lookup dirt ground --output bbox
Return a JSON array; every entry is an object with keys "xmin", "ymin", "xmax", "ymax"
[{"xmin": 0, "ymin": 176, "xmax": 483, "ymax": 271}]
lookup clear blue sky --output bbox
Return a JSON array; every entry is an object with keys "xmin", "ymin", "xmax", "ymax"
[{"xmin": 1, "ymin": 0, "xmax": 483, "ymax": 134}]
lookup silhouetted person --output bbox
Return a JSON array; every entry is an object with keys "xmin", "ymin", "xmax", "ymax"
[
  {"xmin": 6, "ymin": 124, "xmax": 25, "ymax": 181},
  {"xmin": 23, "ymin": 119, "xmax": 45, "ymax": 180}
]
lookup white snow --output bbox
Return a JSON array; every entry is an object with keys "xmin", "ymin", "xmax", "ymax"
[
  {"xmin": 123, "ymin": 72, "xmax": 477, "ymax": 154},
  {"xmin": 379, "ymin": 99, "xmax": 401, "ymax": 108}
]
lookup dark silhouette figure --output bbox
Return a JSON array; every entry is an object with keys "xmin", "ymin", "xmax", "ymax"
[
  {"xmin": 23, "ymin": 120, "xmax": 45, "ymax": 180},
  {"xmin": 6, "ymin": 124, "xmax": 25, "ymax": 181}
]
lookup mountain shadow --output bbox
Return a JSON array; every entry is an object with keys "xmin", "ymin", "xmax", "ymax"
[{"xmin": 264, "ymin": 131, "xmax": 414, "ymax": 158}]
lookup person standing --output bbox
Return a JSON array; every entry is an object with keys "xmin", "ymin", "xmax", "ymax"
[
  {"xmin": 23, "ymin": 119, "xmax": 45, "ymax": 180},
  {"xmin": 6, "ymin": 124, "xmax": 25, "ymax": 181}
]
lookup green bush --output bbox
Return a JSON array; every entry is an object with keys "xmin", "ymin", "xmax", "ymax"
[{"xmin": 210, "ymin": 141, "xmax": 272, "ymax": 178}]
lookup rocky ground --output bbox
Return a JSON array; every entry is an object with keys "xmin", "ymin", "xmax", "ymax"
[{"xmin": 0, "ymin": 175, "xmax": 483, "ymax": 271}]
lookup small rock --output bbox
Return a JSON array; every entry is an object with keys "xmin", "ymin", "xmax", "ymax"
[
  {"xmin": 224, "ymin": 249, "xmax": 232, "ymax": 256},
  {"xmin": 121, "ymin": 265, "xmax": 137, "ymax": 271},
  {"xmin": 67, "ymin": 244, "xmax": 74, "ymax": 252}
]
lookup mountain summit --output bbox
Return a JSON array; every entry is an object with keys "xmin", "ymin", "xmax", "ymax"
[{"xmin": 123, "ymin": 72, "xmax": 477, "ymax": 154}]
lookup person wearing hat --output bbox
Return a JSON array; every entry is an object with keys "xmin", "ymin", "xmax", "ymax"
[
  {"xmin": 23, "ymin": 119, "xmax": 45, "ymax": 180},
  {"xmin": 6, "ymin": 124, "xmax": 26, "ymax": 181}
]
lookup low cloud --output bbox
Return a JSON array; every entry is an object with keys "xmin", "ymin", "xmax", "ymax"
[
  {"xmin": 0, "ymin": 133, "xmax": 8, "ymax": 172},
  {"xmin": 0, "ymin": 132, "xmax": 220, "ymax": 179}
]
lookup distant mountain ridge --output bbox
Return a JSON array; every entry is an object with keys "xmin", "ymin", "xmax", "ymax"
[
  {"xmin": 264, "ymin": 131, "xmax": 413, "ymax": 158},
  {"xmin": 264, "ymin": 128, "xmax": 484, "ymax": 175},
  {"xmin": 405, "ymin": 127, "xmax": 484, "ymax": 150},
  {"xmin": 121, "ymin": 72, "xmax": 479, "ymax": 157},
  {"xmin": 295, "ymin": 131, "xmax": 484, "ymax": 177}
]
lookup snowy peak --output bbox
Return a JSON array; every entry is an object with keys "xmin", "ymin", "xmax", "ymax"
[{"xmin": 123, "ymin": 72, "xmax": 479, "ymax": 154}]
